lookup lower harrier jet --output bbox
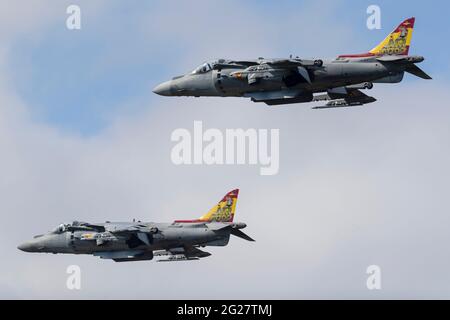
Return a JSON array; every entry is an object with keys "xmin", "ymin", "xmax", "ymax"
[
  {"xmin": 18, "ymin": 189, "xmax": 253, "ymax": 262},
  {"xmin": 153, "ymin": 17, "xmax": 431, "ymax": 108}
]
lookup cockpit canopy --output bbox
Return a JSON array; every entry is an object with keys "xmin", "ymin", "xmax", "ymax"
[
  {"xmin": 191, "ymin": 62, "xmax": 212, "ymax": 74},
  {"xmin": 52, "ymin": 223, "xmax": 67, "ymax": 234},
  {"xmin": 190, "ymin": 59, "xmax": 255, "ymax": 75}
]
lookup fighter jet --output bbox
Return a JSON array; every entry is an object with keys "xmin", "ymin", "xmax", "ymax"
[
  {"xmin": 153, "ymin": 17, "xmax": 431, "ymax": 108},
  {"xmin": 18, "ymin": 189, "xmax": 253, "ymax": 262}
]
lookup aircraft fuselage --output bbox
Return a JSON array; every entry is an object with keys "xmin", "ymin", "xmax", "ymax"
[{"xmin": 153, "ymin": 57, "xmax": 411, "ymax": 99}]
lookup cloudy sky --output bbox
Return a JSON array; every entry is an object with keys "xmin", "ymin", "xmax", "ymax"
[{"xmin": 1, "ymin": 0, "xmax": 449, "ymax": 299}]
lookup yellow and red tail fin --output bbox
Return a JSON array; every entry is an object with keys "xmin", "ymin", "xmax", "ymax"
[
  {"xmin": 174, "ymin": 189, "xmax": 239, "ymax": 223},
  {"xmin": 339, "ymin": 17, "xmax": 415, "ymax": 58},
  {"xmin": 370, "ymin": 17, "xmax": 415, "ymax": 56}
]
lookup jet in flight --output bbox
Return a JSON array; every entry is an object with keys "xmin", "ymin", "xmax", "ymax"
[
  {"xmin": 18, "ymin": 189, "xmax": 253, "ymax": 262},
  {"xmin": 153, "ymin": 17, "xmax": 431, "ymax": 108}
]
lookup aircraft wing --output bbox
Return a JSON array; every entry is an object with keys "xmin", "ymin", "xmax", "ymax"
[
  {"xmin": 213, "ymin": 60, "xmax": 258, "ymax": 69},
  {"xmin": 65, "ymin": 221, "xmax": 106, "ymax": 232},
  {"xmin": 312, "ymin": 89, "xmax": 376, "ymax": 109},
  {"xmin": 101, "ymin": 224, "xmax": 159, "ymax": 247},
  {"xmin": 214, "ymin": 58, "xmax": 322, "ymax": 69},
  {"xmin": 263, "ymin": 58, "xmax": 323, "ymax": 68},
  {"xmin": 264, "ymin": 58, "xmax": 303, "ymax": 67},
  {"xmin": 229, "ymin": 60, "xmax": 259, "ymax": 67},
  {"xmin": 104, "ymin": 223, "xmax": 150, "ymax": 234}
]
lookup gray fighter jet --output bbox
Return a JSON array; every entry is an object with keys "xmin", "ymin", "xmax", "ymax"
[
  {"xmin": 18, "ymin": 189, "xmax": 253, "ymax": 262},
  {"xmin": 153, "ymin": 18, "xmax": 431, "ymax": 108}
]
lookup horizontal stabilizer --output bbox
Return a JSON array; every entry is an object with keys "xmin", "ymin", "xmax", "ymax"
[
  {"xmin": 405, "ymin": 64, "xmax": 432, "ymax": 79},
  {"xmin": 230, "ymin": 229, "xmax": 255, "ymax": 242}
]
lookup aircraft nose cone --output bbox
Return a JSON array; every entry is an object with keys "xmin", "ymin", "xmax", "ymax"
[
  {"xmin": 18, "ymin": 241, "xmax": 33, "ymax": 252},
  {"xmin": 153, "ymin": 81, "xmax": 172, "ymax": 96}
]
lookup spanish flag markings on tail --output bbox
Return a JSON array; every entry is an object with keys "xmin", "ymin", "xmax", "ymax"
[
  {"xmin": 174, "ymin": 189, "xmax": 239, "ymax": 223},
  {"xmin": 369, "ymin": 17, "xmax": 415, "ymax": 56},
  {"xmin": 339, "ymin": 17, "xmax": 416, "ymax": 58}
]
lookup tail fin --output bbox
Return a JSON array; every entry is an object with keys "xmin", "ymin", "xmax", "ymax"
[
  {"xmin": 174, "ymin": 189, "xmax": 239, "ymax": 223},
  {"xmin": 338, "ymin": 18, "xmax": 415, "ymax": 58},
  {"xmin": 370, "ymin": 17, "xmax": 415, "ymax": 56},
  {"xmin": 199, "ymin": 189, "xmax": 239, "ymax": 222}
]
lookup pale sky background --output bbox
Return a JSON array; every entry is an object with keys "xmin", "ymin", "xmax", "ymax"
[{"xmin": 0, "ymin": 0, "xmax": 449, "ymax": 299}]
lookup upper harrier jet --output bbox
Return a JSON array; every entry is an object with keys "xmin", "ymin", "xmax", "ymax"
[
  {"xmin": 153, "ymin": 18, "xmax": 430, "ymax": 108},
  {"xmin": 18, "ymin": 189, "xmax": 253, "ymax": 262}
]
